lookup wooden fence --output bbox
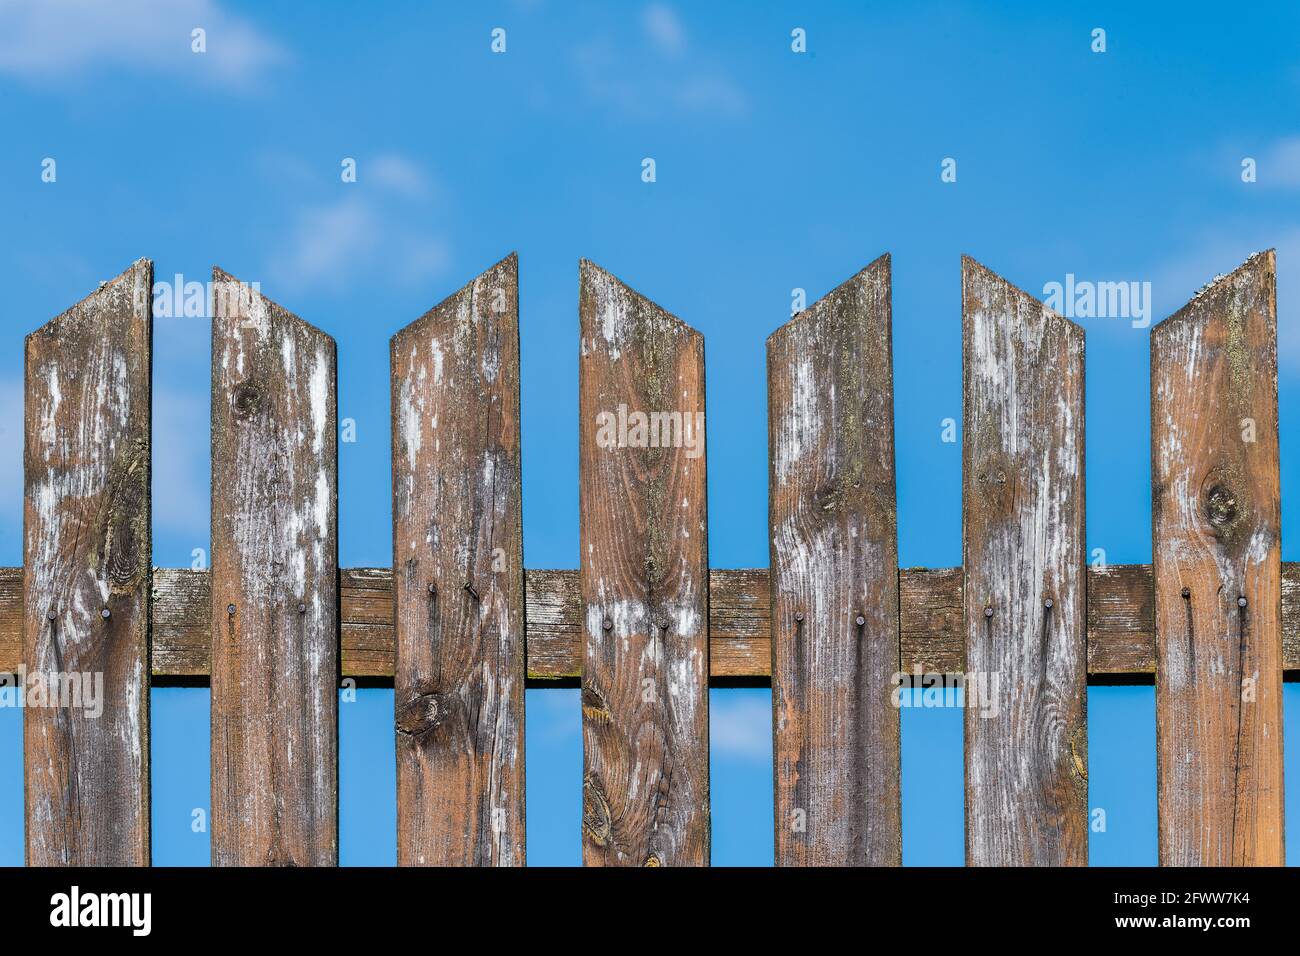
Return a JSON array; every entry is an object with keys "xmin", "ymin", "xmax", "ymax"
[{"xmin": 7, "ymin": 250, "xmax": 1291, "ymax": 866}]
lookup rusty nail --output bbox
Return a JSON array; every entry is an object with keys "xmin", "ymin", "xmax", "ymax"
[
  {"xmin": 464, "ymin": 582, "xmax": 480, "ymax": 601},
  {"xmin": 227, "ymin": 604, "xmax": 236, "ymax": 616},
  {"xmin": 602, "ymin": 618, "xmax": 613, "ymax": 631},
  {"xmin": 100, "ymin": 607, "xmax": 111, "ymax": 620},
  {"xmin": 658, "ymin": 621, "xmax": 669, "ymax": 631},
  {"xmin": 297, "ymin": 602, "xmax": 307, "ymax": 614},
  {"xmin": 984, "ymin": 605, "xmax": 994, "ymax": 618},
  {"xmin": 855, "ymin": 614, "xmax": 866, "ymax": 627},
  {"xmin": 794, "ymin": 611, "xmax": 805, "ymax": 623},
  {"xmin": 1043, "ymin": 599, "xmax": 1053, "ymax": 610},
  {"xmin": 46, "ymin": 610, "xmax": 56, "ymax": 621},
  {"xmin": 1237, "ymin": 596, "xmax": 1248, "ymax": 608},
  {"xmin": 1181, "ymin": 587, "xmax": 1191, "ymax": 599},
  {"xmin": 427, "ymin": 583, "xmax": 437, "ymax": 596}
]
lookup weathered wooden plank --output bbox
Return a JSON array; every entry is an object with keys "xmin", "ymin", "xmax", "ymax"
[
  {"xmin": 3, "ymin": 563, "xmax": 1298, "ymax": 680},
  {"xmin": 962, "ymin": 257, "xmax": 1088, "ymax": 866},
  {"xmin": 1151, "ymin": 251, "xmax": 1284, "ymax": 866},
  {"xmin": 579, "ymin": 261, "xmax": 709, "ymax": 866},
  {"xmin": 768, "ymin": 255, "xmax": 901, "ymax": 865},
  {"xmin": 22, "ymin": 260, "xmax": 152, "ymax": 866},
  {"xmin": 391, "ymin": 253, "xmax": 525, "ymax": 866},
  {"xmin": 209, "ymin": 269, "xmax": 338, "ymax": 866}
]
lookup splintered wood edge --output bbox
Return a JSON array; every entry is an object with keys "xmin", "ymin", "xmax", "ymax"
[{"xmin": 0, "ymin": 564, "xmax": 1296, "ymax": 681}]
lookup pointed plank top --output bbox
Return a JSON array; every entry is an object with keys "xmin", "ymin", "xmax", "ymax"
[
  {"xmin": 962, "ymin": 254, "xmax": 1083, "ymax": 336},
  {"xmin": 769, "ymin": 252, "xmax": 890, "ymax": 343},
  {"xmin": 1153, "ymin": 249, "xmax": 1275, "ymax": 334},
  {"xmin": 392, "ymin": 251, "xmax": 517, "ymax": 347}
]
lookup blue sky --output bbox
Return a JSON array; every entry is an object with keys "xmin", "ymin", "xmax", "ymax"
[{"xmin": 1, "ymin": 0, "xmax": 1298, "ymax": 866}]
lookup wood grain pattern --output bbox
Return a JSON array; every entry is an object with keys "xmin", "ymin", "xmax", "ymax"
[
  {"xmin": 768, "ymin": 255, "xmax": 901, "ymax": 865},
  {"xmin": 209, "ymin": 269, "xmax": 338, "ymax": 866},
  {"xmin": 2, "ymin": 563, "xmax": 1298, "ymax": 680},
  {"xmin": 962, "ymin": 257, "xmax": 1088, "ymax": 866},
  {"xmin": 579, "ymin": 261, "xmax": 709, "ymax": 866},
  {"xmin": 22, "ymin": 260, "xmax": 152, "ymax": 865},
  {"xmin": 1151, "ymin": 251, "xmax": 1284, "ymax": 866},
  {"xmin": 391, "ymin": 253, "xmax": 525, "ymax": 866}
]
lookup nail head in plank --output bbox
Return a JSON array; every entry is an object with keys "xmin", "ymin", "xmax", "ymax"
[
  {"xmin": 962, "ymin": 257, "xmax": 1088, "ymax": 866},
  {"xmin": 579, "ymin": 261, "xmax": 709, "ymax": 866},
  {"xmin": 209, "ymin": 268, "xmax": 338, "ymax": 866},
  {"xmin": 1151, "ymin": 251, "xmax": 1284, "ymax": 865},
  {"xmin": 390, "ymin": 252, "xmax": 525, "ymax": 865},
  {"xmin": 768, "ymin": 254, "xmax": 901, "ymax": 865}
]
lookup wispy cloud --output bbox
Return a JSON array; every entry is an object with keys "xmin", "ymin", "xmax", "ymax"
[
  {"xmin": 710, "ymin": 694, "xmax": 771, "ymax": 763},
  {"xmin": 152, "ymin": 385, "xmax": 209, "ymax": 540},
  {"xmin": 265, "ymin": 154, "xmax": 450, "ymax": 293},
  {"xmin": 0, "ymin": 0, "xmax": 285, "ymax": 90},
  {"xmin": 1150, "ymin": 227, "xmax": 1300, "ymax": 373},
  {"xmin": 1255, "ymin": 136, "xmax": 1300, "ymax": 189},
  {"xmin": 574, "ymin": 4, "xmax": 747, "ymax": 119},
  {"xmin": 642, "ymin": 3, "xmax": 687, "ymax": 57}
]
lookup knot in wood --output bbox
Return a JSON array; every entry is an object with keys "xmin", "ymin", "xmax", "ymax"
[
  {"xmin": 1204, "ymin": 484, "xmax": 1238, "ymax": 527},
  {"xmin": 582, "ymin": 775, "xmax": 613, "ymax": 847},
  {"xmin": 396, "ymin": 692, "xmax": 453, "ymax": 736},
  {"xmin": 231, "ymin": 381, "xmax": 263, "ymax": 419}
]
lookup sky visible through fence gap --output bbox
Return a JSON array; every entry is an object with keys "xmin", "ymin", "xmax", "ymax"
[{"xmin": 2, "ymin": 0, "xmax": 1300, "ymax": 866}]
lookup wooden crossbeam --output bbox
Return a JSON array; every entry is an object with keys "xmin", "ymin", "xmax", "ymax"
[{"xmin": 2, "ymin": 563, "xmax": 1298, "ymax": 681}]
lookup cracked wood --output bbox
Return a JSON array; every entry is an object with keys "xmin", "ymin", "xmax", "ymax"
[
  {"xmin": 210, "ymin": 269, "xmax": 338, "ymax": 866},
  {"xmin": 579, "ymin": 261, "xmax": 709, "ymax": 866},
  {"xmin": 963, "ymin": 257, "xmax": 1088, "ymax": 866},
  {"xmin": 1151, "ymin": 251, "xmax": 1284, "ymax": 866},
  {"xmin": 23, "ymin": 260, "xmax": 152, "ymax": 866},
  {"xmin": 391, "ymin": 253, "xmax": 525, "ymax": 865},
  {"xmin": 768, "ymin": 255, "xmax": 901, "ymax": 865}
]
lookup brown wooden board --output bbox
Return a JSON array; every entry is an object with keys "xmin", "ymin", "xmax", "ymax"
[
  {"xmin": 391, "ymin": 253, "xmax": 525, "ymax": 865},
  {"xmin": 578, "ymin": 261, "xmax": 709, "ymax": 866},
  {"xmin": 3, "ymin": 562, "xmax": 1298, "ymax": 680},
  {"xmin": 962, "ymin": 257, "xmax": 1088, "ymax": 866},
  {"xmin": 209, "ymin": 269, "xmax": 338, "ymax": 866},
  {"xmin": 6, "ymin": 560, "xmax": 1299, "ymax": 682},
  {"xmin": 767, "ymin": 255, "xmax": 901, "ymax": 865},
  {"xmin": 23, "ymin": 260, "xmax": 153, "ymax": 865},
  {"xmin": 1151, "ymin": 251, "xmax": 1284, "ymax": 865}
]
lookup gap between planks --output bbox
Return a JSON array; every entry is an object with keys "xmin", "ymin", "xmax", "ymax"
[{"xmin": 0, "ymin": 564, "xmax": 1296, "ymax": 681}]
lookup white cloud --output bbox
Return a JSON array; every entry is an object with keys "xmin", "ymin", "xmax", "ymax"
[
  {"xmin": 266, "ymin": 156, "xmax": 451, "ymax": 293},
  {"xmin": 151, "ymin": 385, "xmax": 209, "ymax": 539},
  {"xmin": 0, "ymin": 0, "xmax": 284, "ymax": 89},
  {"xmin": 1256, "ymin": 136, "xmax": 1300, "ymax": 189},
  {"xmin": 710, "ymin": 694, "xmax": 771, "ymax": 762},
  {"xmin": 271, "ymin": 196, "xmax": 380, "ymax": 291},
  {"xmin": 642, "ymin": 3, "xmax": 687, "ymax": 56},
  {"xmin": 573, "ymin": 10, "xmax": 747, "ymax": 120},
  {"xmin": 370, "ymin": 154, "xmax": 436, "ymax": 200},
  {"xmin": 1150, "ymin": 228, "xmax": 1300, "ymax": 374}
]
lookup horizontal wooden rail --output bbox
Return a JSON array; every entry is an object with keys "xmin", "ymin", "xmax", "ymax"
[{"xmin": 0, "ymin": 564, "xmax": 1296, "ymax": 681}]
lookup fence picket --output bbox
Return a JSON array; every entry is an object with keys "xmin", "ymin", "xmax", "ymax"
[
  {"xmin": 391, "ymin": 253, "xmax": 526, "ymax": 866},
  {"xmin": 23, "ymin": 260, "xmax": 153, "ymax": 865},
  {"xmin": 1151, "ymin": 251, "xmax": 1284, "ymax": 865},
  {"xmin": 578, "ymin": 261, "xmax": 709, "ymax": 866},
  {"xmin": 767, "ymin": 254, "xmax": 901, "ymax": 865},
  {"xmin": 962, "ymin": 257, "xmax": 1088, "ymax": 866},
  {"xmin": 209, "ymin": 268, "xmax": 339, "ymax": 866}
]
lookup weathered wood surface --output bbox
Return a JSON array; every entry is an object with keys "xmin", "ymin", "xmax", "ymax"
[
  {"xmin": 209, "ymin": 269, "xmax": 338, "ymax": 866},
  {"xmin": 768, "ymin": 255, "xmax": 901, "ymax": 865},
  {"xmin": 391, "ymin": 253, "xmax": 525, "ymax": 866},
  {"xmin": 579, "ymin": 261, "xmax": 709, "ymax": 866},
  {"xmin": 22, "ymin": 261, "xmax": 152, "ymax": 866},
  {"xmin": 1151, "ymin": 251, "xmax": 1284, "ymax": 866},
  {"xmin": 2, "ymin": 562, "xmax": 1298, "ymax": 679},
  {"xmin": 962, "ymin": 257, "xmax": 1088, "ymax": 866}
]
